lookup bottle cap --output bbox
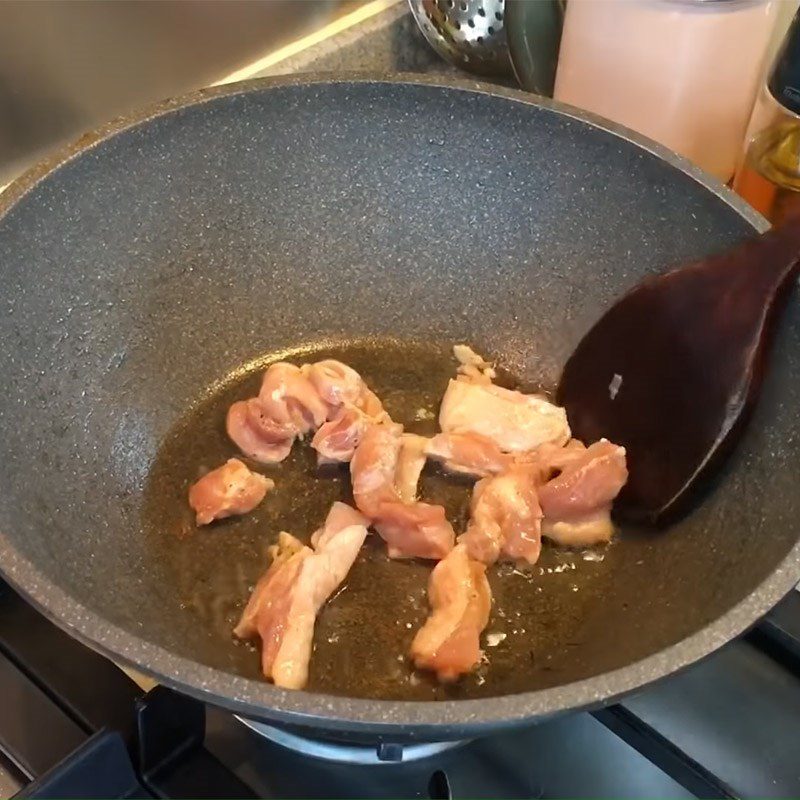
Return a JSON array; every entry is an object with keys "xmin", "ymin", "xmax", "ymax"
[{"xmin": 769, "ymin": 11, "xmax": 800, "ymax": 116}]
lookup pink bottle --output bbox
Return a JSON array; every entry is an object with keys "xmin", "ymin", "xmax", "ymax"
[{"xmin": 554, "ymin": 0, "xmax": 778, "ymax": 183}]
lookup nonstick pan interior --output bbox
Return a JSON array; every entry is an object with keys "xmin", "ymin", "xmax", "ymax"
[{"xmin": 0, "ymin": 77, "xmax": 798, "ymax": 734}]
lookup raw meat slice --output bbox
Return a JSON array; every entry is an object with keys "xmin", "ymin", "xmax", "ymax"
[
  {"xmin": 306, "ymin": 359, "xmax": 365, "ymax": 407},
  {"xmin": 350, "ymin": 424, "xmax": 404, "ymax": 517},
  {"xmin": 258, "ymin": 362, "xmax": 329, "ymax": 434},
  {"xmin": 350, "ymin": 425, "xmax": 454, "ymax": 559},
  {"xmin": 188, "ymin": 458, "xmax": 273, "ymax": 525},
  {"xmin": 233, "ymin": 531, "xmax": 310, "ymax": 642},
  {"xmin": 537, "ymin": 439, "xmax": 628, "ymax": 547},
  {"xmin": 234, "ymin": 503, "xmax": 368, "ymax": 689},
  {"xmin": 537, "ymin": 440, "xmax": 628, "ymax": 520},
  {"xmin": 439, "ymin": 378, "xmax": 570, "ymax": 453},
  {"xmin": 410, "ymin": 544, "xmax": 492, "ymax": 682},
  {"xmin": 461, "ymin": 463, "xmax": 542, "ymax": 565},
  {"xmin": 374, "ymin": 502, "xmax": 455, "ymax": 561},
  {"xmin": 425, "ymin": 431, "xmax": 512, "ymax": 478},
  {"xmin": 311, "ymin": 406, "xmax": 369, "ymax": 464},
  {"xmin": 226, "ymin": 399, "xmax": 295, "ymax": 464}
]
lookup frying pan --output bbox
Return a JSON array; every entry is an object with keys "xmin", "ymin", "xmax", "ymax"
[{"xmin": 1, "ymin": 75, "xmax": 799, "ymax": 741}]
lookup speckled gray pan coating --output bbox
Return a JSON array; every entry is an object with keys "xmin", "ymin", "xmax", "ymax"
[{"xmin": 0, "ymin": 75, "xmax": 798, "ymax": 739}]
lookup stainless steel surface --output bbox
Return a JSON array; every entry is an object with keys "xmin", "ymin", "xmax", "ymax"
[
  {"xmin": 0, "ymin": 0, "xmax": 454, "ymax": 187},
  {"xmin": 0, "ymin": 0, "xmax": 361, "ymax": 185},
  {"xmin": 242, "ymin": 1, "xmax": 452, "ymax": 81},
  {"xmin": 237, "ymin": 717, "xmax": 469, "ymax": 764},
  {"xmin": 207, "ymin": 705, "xmax": 695, "ymax": 798},
  {"xmin": 407, "ymin": 0, "xmax": 512, "ymax": 77}
]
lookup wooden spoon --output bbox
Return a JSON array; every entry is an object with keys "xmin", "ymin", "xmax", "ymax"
[{"xmin": 557, "ymin": 220, "xmax": 800, "ymax": 524}]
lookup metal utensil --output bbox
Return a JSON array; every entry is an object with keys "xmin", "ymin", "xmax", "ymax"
[{"xmin": 407, "ymin": 0, "xmax": 513, "ymax": 77}]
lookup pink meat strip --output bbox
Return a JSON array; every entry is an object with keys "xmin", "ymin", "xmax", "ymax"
[
  {"xmin": 233, "ymin": 531, "xmax": 311, "ymax": 665},
  {"xmin": 227, "ymin": 362, "xmax": 325, "ymax": 463},
  {"xmin": 350, "ymin": 425, "xmax": 454, "ymax": 560},
  {"xmin": 374, "ymin": 502, "xmax": 455, "ymax": 561},
  {"xmin": 461, "ymin": 462, "xmax": 543, "ymax": 565},
  {"xmin": 425, "ymin": 431, "xmax": 512, "ymax": 478},
  {"xmin": 537, "ymin": 439, "xmax": 628, "ymax": 547},
  {"xmin": 461, "ymin": 437, "xmax": 629, "ymax": 561},
  {"xmin": 233, "ymin": 502, "xmax": 369, "ymax": 689},
  {"xmin": 410, "ymin": 543, "xmax": 492, "ymax": 682},
  {"xmin": 259, "ymin": 362, "xmax": 329, "ymax": 433},
  {"xmin": 309, "ymin": 361, "xmax": 390, "ymax": 464},
  {"xmin": 349, "ymin": 423, "xmax": 404, "ymax": 516},
  {"xmin": 188, "ymin": 458, "xmax": 274, "ymax": 526}
]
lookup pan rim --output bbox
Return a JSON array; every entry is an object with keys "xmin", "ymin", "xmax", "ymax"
[{"xmin": 1, "ymin": 72, "xmax": 797, "ymax": 734}]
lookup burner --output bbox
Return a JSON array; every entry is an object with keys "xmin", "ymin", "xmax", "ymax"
[{"xmin": 236, "ymin": 717, "xmax": 469, "ymax": 765}]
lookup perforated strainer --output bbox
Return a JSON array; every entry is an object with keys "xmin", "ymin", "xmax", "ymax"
[{"xmin": 407, "ymin": 0, "xmax": 513, "ymax": 78}]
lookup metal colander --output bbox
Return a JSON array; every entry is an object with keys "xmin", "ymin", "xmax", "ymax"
[{"xmin": 407, "ymin": 0, "xmax": 512, "ymax": 78}]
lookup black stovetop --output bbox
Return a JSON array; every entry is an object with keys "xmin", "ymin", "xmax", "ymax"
[{"xmin": 1, "ymin": 578, "xmax": 799, "ymax": 799}]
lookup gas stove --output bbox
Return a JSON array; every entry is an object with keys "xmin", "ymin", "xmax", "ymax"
[{"xmin": 2, "ymin": 577, "xmax": 800, "ymax": 798}]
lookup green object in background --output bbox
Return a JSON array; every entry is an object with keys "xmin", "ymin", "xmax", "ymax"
[{"xmin": 506, "ymin": 0, "xmax": 564, "ymax": 97}]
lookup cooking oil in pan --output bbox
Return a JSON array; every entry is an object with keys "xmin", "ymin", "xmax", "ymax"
[{"xmin": 142, "ymin": 339, "xmax": 619, "ymax": 701}]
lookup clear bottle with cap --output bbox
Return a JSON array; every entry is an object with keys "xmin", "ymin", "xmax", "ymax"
[
  {"xmin": 554, "ymin": 0, "xmax": 777, "ymax": 183},
  {"xmin": 734, "ymin": 10, "xmax": 800, "ymax": 223}
]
